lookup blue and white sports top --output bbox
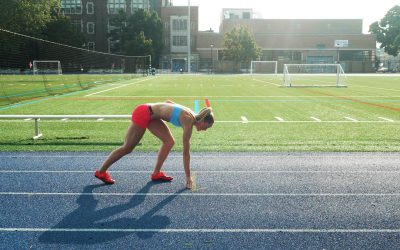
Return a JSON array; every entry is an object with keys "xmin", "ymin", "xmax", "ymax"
[{"xmin": 169, "ymin": 105, "xmax": 182, "ymax": 127}]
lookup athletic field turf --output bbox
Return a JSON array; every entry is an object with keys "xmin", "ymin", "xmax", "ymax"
[{"xmin": 0, "ymin": 74, "xmax": 399, "ymax": 151}]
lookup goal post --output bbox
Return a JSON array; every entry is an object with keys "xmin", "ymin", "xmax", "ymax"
[
  {"xmin": 250, "ymin": 61, "xmax": 278, "ymax": 74},
  {"xmin": 283, "ymin": 63, "xmax": 347, "ymax": 87},
  {"xmin": 33, "ymin": 60, "xmax": 62, "ymax": 75}
]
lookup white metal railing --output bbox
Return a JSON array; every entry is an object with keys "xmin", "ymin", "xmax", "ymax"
[{"xmin": 0, "ymin": 115, "xmax": 131, "ymax": 139}]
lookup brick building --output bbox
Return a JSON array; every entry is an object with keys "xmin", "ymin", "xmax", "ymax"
[
  {"xmin": 61, "ymin": 0, "xmax": 170, "ymax": 52},
  {"xmin": 61, "ymin": 2, "xmax": 377, "ymax": 73},
  {"xmin": 159, "ymin": 6, "xmax": 198, "ymax": 72},
  {"xmin": 196, "ymin": 9, "xmax": 377, "ymax": 73}
]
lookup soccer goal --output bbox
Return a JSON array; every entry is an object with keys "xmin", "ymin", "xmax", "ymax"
[
  {"xmin": 283, "ymin": 64, "xmax": 347, "ymax": 87},
  {"xmin": 33, "ymin": 60, "xmax": 62, "ymax": 75},
  {"xmin": 250, "ymin": 61, "xmax": 278, "ymax": 74}
]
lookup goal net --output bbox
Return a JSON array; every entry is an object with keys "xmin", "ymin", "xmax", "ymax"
[
  {"xmin": 33, "ymin": 60, "xmax": 62, "ymax": 75},
  {"xmin": 250, "ymin": 61, "xmax": 278, "ymax": 74},
  {"xmin": 283, "ymin": 64, "xmax": 347, "ymax": 87},
  {"xmin": 0, "ymin": 28, "xmax": 150, "ymax": 106}
]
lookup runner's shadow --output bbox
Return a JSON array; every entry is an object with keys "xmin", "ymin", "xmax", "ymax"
[{"xmin": 39, "ymin": 182, "xmax": 186, "ymax": 244}]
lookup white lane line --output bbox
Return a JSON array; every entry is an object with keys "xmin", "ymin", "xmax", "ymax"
[
  {"xmin": 252, "ymin": 79, "xmax": 281, "ymax": 87},
  {"xmin": 2, "ymin": 228, "xmax": 400, "ymax": 233},
  {"xmin": 2, "ymin": 192, "xmax": 400, "ymax": 197},
  {"xmin": 2, "ymin": 170, "xmax": 399, "ymax": 173},
  {"xmin": 240, "ymin": 116, "xmax": 248, "ymax": 123},
  {"xmin": 0, "ymin": 154, "xmax": 397, "ymax": 158},
  {"xmin": 275, "ymin": 117, "xmax": 284, "ymax": 122},
  {"xmin": 310, "ymin": 117, "xmax": 321, "ymax": 122},
  {"xmin": 85, "ymin": 78, "xmax": 151, "ymax": 97},
  {"xmin": 344, "ymin": 116, "xmax": 358, "ymax": 122},
  {"xmin": 378, "ymin": 117, "xmax": 394, "ymax": 122}
]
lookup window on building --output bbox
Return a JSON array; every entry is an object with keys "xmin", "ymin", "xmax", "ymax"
[
  {"xmin": 108, "ymin": 0, "xmax": 125, "ymax": 14},
  {"xmin": 108, "ymin": 19, "xmax": 120, "ymax": 33},
  {"xmin": 108, "ymin": 38, "xmax": 120, "ymax": 53},
  {"xmin": 172, "ymin": 19, "xmax": 187, "ymax": 31},
  {"xmin": 87, "ymin": 2, "xmax": 94, "ymax": 14},
  {"xmin": 229, "ymin": 13, "xmax": 239, "ymax": 19},
  {"xmin": 172, "ymin": 36, "xmax": 187, "ymax": 46},
  {"xmin": 340, "ymin": 51, "xmax": 366, "ymax": 61},
  {"xmin": 87, "ymin": 42, "xmax": 95, "ymax": 51},
  {"xmin": 71, "ymin": 19, "xmax": 83, "ymax": 33},
  {"xmin": 61, "ymin": 0, "xmax": 82, "ymax": 14},
  {"xmin": 242, "ymin": 12, "xmax": 251, "ymax": 19},
  {"xmin": 87, "ymin": 22, "xmax": 95, "ymax": 34},
  {"xmin": 131, "ymin": 0, "xmax": 149, "ymax": 12}
]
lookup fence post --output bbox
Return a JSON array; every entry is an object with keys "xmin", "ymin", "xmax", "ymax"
[{"xmin": 33, "ymin": 118, "xmax": 43, "ymax": 139}]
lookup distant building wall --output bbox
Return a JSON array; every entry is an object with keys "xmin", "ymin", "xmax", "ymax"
[
  {"xmin": 63, "ymin": 2, "xmax": 377, "ymax": 73},
  {"xmin": 197, "ymin": 18, "xmax": 377, "ymax": 73}
]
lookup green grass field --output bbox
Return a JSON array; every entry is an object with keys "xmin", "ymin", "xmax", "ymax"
[
  {"xmin": 0, "ymin": 74, "xmax": 139, "ymax": 106},
  {"xmin": 0, "ymin": 74, "xmax": 400, "ymax": 152}
]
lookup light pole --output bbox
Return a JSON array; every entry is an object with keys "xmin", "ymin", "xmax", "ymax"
[
  {"xmin": 148, "ymin": 54, "xmax": 151, "ymax": 70},
  {"xmin": 210, "ymin": 44, "xmax": 214, "ymax": 74},
  {"xmin": 187, "ymin": 0, "xmax": 191, "ymax": 73}
]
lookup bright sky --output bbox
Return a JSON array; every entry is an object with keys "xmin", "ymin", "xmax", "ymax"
[{"xmin": 172, "ymin": 0, "xmax": 398, "ymax": 34}]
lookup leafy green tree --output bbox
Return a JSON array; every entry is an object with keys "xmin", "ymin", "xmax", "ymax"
[
  {"xmin": 223, "ymin": 26, "xmax": 262, "ymax": 72},
  {"xmin": 0, "ymin": 0, "xmax": 58, "ymax": 70},
  {"xmin": 0, "ymin": 1, "xmax": 89, "ymax": 70},
  {"xmin": 109, "ymin": 9, "xmax": 163, "ymax": 67},
  {"xmin": 369, "ymin": 5, "xmax": 400, "ymax": 56},
  {"xmin": 0, "ymin": 0, "xmax": 60, "ymax": 36},
  {"xmin": 43, "ymin": 15, "xmax": 86, "ymax": 47}
]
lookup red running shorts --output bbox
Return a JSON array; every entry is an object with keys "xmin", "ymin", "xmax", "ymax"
[{"xmin": 131, "ymin": 104, "xmax": 152, "ymax": 129}]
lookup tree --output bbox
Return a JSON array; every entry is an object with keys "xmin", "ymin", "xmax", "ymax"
[
  {"xmin": 43, "ymin": 15, "xmax": 86, "ymax": 48},
  {"xmin": 0, "ymin": 1, "xmax": 87, "ymax": 70},
  {"xmin": 0, "ymin": 0, "xmax": 60, "ymax": 36},
  {"xmin": 109, "ymin": 9, "xmax": 163, "ymax": 67},
  {"xmin": 223, "ymin": 26, "xmax": 262, "ymax": 72},
  {"xmin": 369, "ymin": 5, "xmax": 400, "ymax": 56}
]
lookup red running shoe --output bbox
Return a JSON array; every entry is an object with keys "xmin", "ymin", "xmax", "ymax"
[
  {"xmin": 151, "ymin": 172, "xmax": 173, "ymax": 181},
  {"xmin": 95, "ymin": 170, "xmax": 115, "ymax": 184}
]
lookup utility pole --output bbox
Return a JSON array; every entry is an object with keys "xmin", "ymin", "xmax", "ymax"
[{"xmin": 187, "ymin": 0, "xmax": 191, "ymax": 73}]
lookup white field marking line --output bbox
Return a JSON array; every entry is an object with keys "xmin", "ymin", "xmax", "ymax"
[
  {"xmin": 0, "ymin": 118, "xmax": 400, "ymax": 124},
  {"xmin": 2, "ymin": 192, "xmax": 400, "ymax": 197},
  {"xmin": 240, "ymin": 116, "xmax": 248, "ymax": 123},
  {"xmin": 92, "ymin": 95, "xmax": 400, "ymax": 98},
  {"xmin": 61, "ymin": 118, "xmax": 68, "ymax": 121},
  {"xmin": 97, "ymin": 118, "xmax": 104, "ymax": 121},
  {"xmin": 252, "ymin": 78, "xmax": 281, "ymax": 87},
  {"xmin": 23, "ymin": 118, "xmax": 32, "ymax": 121},
  {"xmin": 310, "ymin": 117, "xmax": 321, "ymax": 122},
  {"xmin": 85, "ymin": 78, "xmax": 151, "ymax": 97},
  {"xmin": 2, "ymin": 228, "xmax": 400, "ymax": 233},
  {"xmin": 344, "ymin": 116, "xmax": 358, "ymax": 122},
  {"xmin": 275, "ymin": 117, "xmax": 285, "ymax": 122},
  {"xmin": 1, "ymin": 120, "xmax": 399, "ymax": 124},
  {"xmin": 3, "ymin": 170, "xmax": 400, "ymax": 173},
  {"xmin": 378, "ymin": 117, "xmax": 394, "ymax": 122}
]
